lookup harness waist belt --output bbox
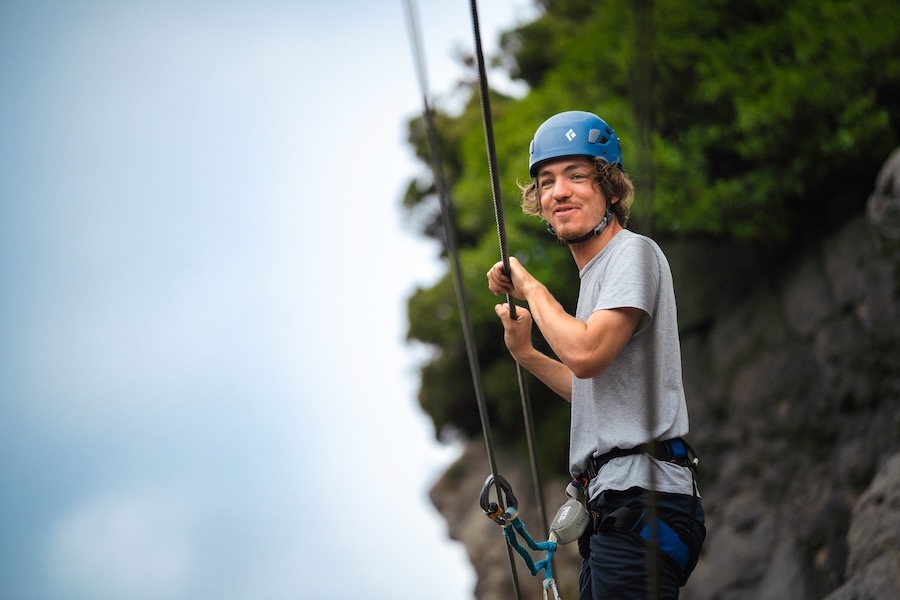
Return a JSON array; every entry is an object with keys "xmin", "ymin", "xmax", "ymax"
[{"xmin": 585, "ymin": 438, "xmax": 696, "ymax": 480}]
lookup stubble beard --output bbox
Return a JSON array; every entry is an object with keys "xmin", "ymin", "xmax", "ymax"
[{"xmin": 555, "ymin": 222, "xmax": 592, "ymax": 244}]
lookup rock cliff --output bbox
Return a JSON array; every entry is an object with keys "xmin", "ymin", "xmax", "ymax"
[{"xmin": 430, "ymin": 150, "xmax": 900, "ymax": 599}]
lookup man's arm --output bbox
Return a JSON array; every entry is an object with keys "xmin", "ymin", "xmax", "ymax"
[
  {"xmin": 522, "ymin": 282, "xmax": 641, "ymax": 379},
  {"xmin": 488, "ymin": 257, "xmax": 642, "ymax": 380},
  {"xmin": 494, "ymin": 302, "xmax": 574, "ymax": 401}
]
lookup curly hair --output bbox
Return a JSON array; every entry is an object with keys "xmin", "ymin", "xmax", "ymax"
[{"xmin": 520, "ymin": 158, "xmax": 635, "ymax": 227}]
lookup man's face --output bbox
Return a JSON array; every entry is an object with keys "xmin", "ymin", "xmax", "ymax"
[{"xmin": 536, "ymin": 157, "xmax": 608, "ymax": 242}]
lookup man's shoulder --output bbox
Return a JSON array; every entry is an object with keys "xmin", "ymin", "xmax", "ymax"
[
  {"xmin": 616, "ymin": 229, "xmax": 659, "ymax": 247},
  {"xmin": 607, "ymin": 229, "xmax": 662, "ymax": 261}
]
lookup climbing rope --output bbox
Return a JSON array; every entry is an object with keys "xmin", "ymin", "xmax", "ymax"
[
  {"xmin": 402, "ymin": 1, "xmax": 523, "ymax": 596},
  {"xmin": 403, "ymin": 1, "xmax": 558, "ymax": 596},
  {"xmin": 402, "ymin": 0, "xmax": 561, "ymax": 596},
  {"xmin": 467, "ymin": 0, "xmax": 550, "ymax": 539}
]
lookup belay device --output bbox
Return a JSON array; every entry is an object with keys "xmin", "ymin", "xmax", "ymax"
[
  {"xmin": 480, "ymin": 475, "xmax": 592, "ymax": 599},
  {"xmin": 549, "ymin": 478, "xmax": 591, "ymax": 545}
]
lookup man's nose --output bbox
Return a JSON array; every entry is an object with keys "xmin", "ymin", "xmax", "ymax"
[{"xmin": 552, "ymin": 178, "xmax": 571, "ymax": 200}]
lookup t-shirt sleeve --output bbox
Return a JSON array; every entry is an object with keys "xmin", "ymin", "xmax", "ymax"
[{"xmin": 592, "ymin": 238, "xmax": 660, "ymax": 334}]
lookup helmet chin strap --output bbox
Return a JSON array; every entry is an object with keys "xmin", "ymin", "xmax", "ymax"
[{"xmin": 547, "ymin": 208, "xmax": 614, "ymax": 245}]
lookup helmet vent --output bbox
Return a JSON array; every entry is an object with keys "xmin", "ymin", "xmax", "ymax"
[{"xmin": 588, "ymin": 128, "xmax": 609, "ymax": 145}]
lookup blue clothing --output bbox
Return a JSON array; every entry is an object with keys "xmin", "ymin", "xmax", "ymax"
[{"xmin": 577, "ymin": 488, "xmax": 706, "ymax": 600}]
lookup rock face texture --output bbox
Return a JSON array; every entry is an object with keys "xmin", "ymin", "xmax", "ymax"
[
  {"xmin": 430, "ymin": 150, "xmax": 900, "ymax": 599},
  {"xmin": 824, "ymin": 453, "xmax": 900, "ymax": 600}
]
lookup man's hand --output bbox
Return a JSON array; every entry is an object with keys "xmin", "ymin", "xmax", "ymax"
[
  {"xmin": 486, "ymin": 256, "xmax": 534, "ymax": 300},
  {"xmin": 486, "ymin": 256, "xmax": 575, "ymax": 401},
  {"xmin": 494, "ymin": 302, "xmax": 533, "ymax": 361}
]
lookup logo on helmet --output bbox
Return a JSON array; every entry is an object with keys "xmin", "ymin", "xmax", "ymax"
[{"xmin": 565, "ymin": 128, "xmax": 577, "ymax": 141}]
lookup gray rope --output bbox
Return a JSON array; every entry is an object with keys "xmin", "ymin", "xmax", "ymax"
[
  {"xmin": 467, "ymin": 0, "xmax": 550, "ymax": 546},
  {"xmin": 402, "ymin": 1, "xmax": 522, "ymax": 596}
]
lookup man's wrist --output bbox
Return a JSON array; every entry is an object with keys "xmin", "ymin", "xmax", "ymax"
[
  {"xmin": 519, "ymin": 279, "xmax": 543, "ymax": 302},
  {"xmin": 511, "ymin": 345, "xmax": 540, "ymax": 367}
]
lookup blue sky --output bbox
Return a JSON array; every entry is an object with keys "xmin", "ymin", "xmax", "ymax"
[{"xmin": 0, "ymin": 1, "xmax": 533, "ymax": 598}]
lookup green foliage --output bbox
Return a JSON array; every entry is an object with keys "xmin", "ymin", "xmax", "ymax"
[
  {"xmin": 504, "ymin": 0, "xmax": 900, "ymax": 240},
  {"xmin": 649, "ymin": 0, "xmax": 900, "ymax": 239},
  {"xmin": 402, "ymin": 0, "xmax": 900, "ymax": 468}
]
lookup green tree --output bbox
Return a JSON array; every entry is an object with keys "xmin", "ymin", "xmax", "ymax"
[{"xmin": 403, "ymin": 0, "xmax": 900, "ymax": 471}]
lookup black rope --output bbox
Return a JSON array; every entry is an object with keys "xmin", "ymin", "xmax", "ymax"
[
  {"xmin": 408, "ymin": 2, "xmax": 682, "ymax": 597},
  {"xmin": 467, "ymin": 0, "xmax": 512, "ymax": 315},
  {"xmin": 467, "ymin": 0, "xmax": 550, "ymax": 545},
  {"xmin": 402, "ymin": 1, "xmax": 522, "ymax": 597},
  {"xmin": 633, "ymin": 1, "xmax": 660, "ymax": 596}
]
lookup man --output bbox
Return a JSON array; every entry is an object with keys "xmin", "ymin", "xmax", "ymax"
[{"xmin": 486, "ymin": 111, "xmax": 705, "ymax": 599}]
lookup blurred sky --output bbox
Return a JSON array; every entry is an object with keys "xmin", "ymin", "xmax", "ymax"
[{"xmin": 0, "ymin": 1, "xmax": 535, "ymax": 598}]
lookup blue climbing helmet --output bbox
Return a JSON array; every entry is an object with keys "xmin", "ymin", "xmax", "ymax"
[{"xmin": 528, "ymin": 111, "xmax": 623, "ymax": 176}]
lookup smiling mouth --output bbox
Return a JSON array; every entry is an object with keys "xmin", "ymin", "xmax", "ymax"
[{"xmin": 554, "ymin": 205, "xmax": 578, "ymax": 217}]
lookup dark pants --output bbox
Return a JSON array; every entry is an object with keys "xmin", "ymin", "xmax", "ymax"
[{"xmin": 577, "ymin": 487, "xmax": 706, "ymax": 600}]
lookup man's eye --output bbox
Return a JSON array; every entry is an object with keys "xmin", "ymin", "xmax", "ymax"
[{"xmin": 540, "ymin": 179, "xmax": 553, "ymax": 188}]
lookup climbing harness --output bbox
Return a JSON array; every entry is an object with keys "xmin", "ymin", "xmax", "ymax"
[
  {"xmin": 598, "ymin": 505, "xmax": 698, "ymax": 586},
  {"xmin": 479, "ymin": 439, "xmax": 702, "ymax": 597},
  {"xmin": 584, "ymin": 438, "xmax": 703, "ymax": 587},
  {"xmin": 583, "ymin": 437, "xmax": 699, "ymax": 480}
]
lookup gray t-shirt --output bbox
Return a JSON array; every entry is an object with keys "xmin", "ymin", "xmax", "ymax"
[{"xmin": 569, "ymin": 230, "xmax": 695, "ymax": 499}]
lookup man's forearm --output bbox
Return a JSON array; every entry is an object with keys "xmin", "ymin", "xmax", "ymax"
[
  {"xmin": 520, "ymin": 281, "xmax": 590, "ymax": 371},
  {"xmin": 521, "ymin": 279, "xmax": 638, "ymax": 380},
  {"xmin": 513, "ymin": 346, "xmax": 573, "ymax": 402}
]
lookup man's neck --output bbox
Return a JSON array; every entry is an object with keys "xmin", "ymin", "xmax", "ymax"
[{"xmin": 569, "ymin": 219, "xmax": 623, "ymax": 270}]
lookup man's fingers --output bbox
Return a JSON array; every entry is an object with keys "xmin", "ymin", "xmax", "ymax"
[
  {"xmin": 494, "ymin": 303, "xmax": 515, "ymax": 323},
  {"xmin": 496, "ymin": 302, "xmax": 524, "ymax": 322}
]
